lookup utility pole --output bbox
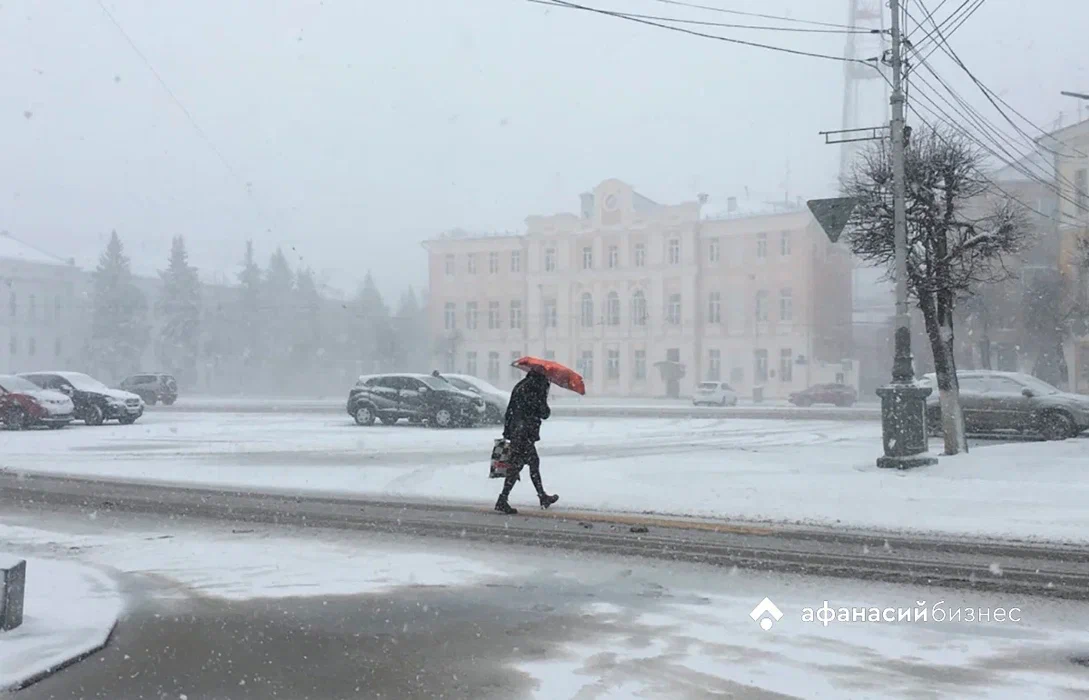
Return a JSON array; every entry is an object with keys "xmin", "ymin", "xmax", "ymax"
[{"xmin": 874, "ymin": 0, "xmax": 936, "ymax": 469}]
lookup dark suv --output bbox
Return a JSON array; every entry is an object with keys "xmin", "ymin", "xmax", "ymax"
[
  {"xmin": 120, "ymin": 373, "xmax": 178, "ymax": 405},
  {"xmin": 20, "ymin": 371, "xmax": 144, "ymax": 425},
  {"xmin": 347, "ymin": 373, "xmax": 486, "ymax": 428},
  {"xmin": 923, "ymin": 370, "xmax": 1089, "ymax": 441}
]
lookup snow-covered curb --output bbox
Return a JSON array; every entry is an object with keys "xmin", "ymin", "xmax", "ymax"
[{"xmin": 0, "ymin": 557, "xmax": 122, "ymax": 691}]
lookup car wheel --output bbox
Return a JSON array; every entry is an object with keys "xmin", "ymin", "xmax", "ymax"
[
  {"xmin": 143, "ymin": 393, "xmax": 158, "ymax": 406},
  {"xmin": 118, "ymin": 415, "xmax": 138, "ymax": 425},
  {"xmin": 84, "ymin": 405, "xmax": 105, "ymax": 426},
  {"xmin": 162, "ymin": 397, "xmax": 176, "ymax": 406},
  {"xmin": 4, "ymin": 407, "xmax": 28, "ymax": 431},
  {"xmin": 353, "ymin": 405, "xmax": 376, "ymax": 426},
  {"xmin": 432, "ymin": 408, "xmax": 454, "ymax": 429},
  {"xmin": 1039, "ymin": 411, "xmax": 1076, "ymax": 441},
  {"xmin": 795, "ymin": 399, "xmax": 811, "ymax": 408},
  {"xmin": 380, "ymin": 415, "xmax": 400, "ymax": 426}
]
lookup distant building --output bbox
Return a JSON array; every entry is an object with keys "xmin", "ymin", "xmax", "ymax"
[
  {"xmin": 423, "ymin": 179, "xmax": 856, "ymax": 399},
  {"xmin": 0, "ymin": 232, "xmax": 84, "ymax": 374}
]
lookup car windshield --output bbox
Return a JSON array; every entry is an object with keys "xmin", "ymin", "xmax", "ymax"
[
  {"xmin": 444, "ymin": 377, "xmax": 474, "ymax": 391},
  {"xmin": 698, "ymin": 382, "xmax": 718, "ymax": 389},
  {"xmin": 61, "ymin": 373, "xmax": 109, "ymax": 392},
  {"xmin": 419, "ymin": 376, "xmax": 452, "ymax": 390},
  {"xmin": 0, "ymin": 375, "xmax": 42, "ymax": 393}
]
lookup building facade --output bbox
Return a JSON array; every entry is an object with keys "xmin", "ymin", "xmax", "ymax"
[
  {"xmin": 1050, "ymin": 118, "xmax": 1089, "ymax": 391},
  {"xmin": 0, "ymin": 233, "xmax": 84, "ymax": 374},
  {"xmin": 424, "ymin": 180, "xmax": 856, "ymax": 399}
]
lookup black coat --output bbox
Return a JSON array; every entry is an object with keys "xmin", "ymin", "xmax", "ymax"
[{"xmin": 503, "ymin": 372, "xmax": 551, "ymax": 443}]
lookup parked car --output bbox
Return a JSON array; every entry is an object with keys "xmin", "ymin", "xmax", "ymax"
[
  {"xmin": 347, "ymin": 373, "xmax": 486, "ymax": 428},
  {"xmin": 788, "ymin": 383, "xmax": 858, "ymax": 407},
  {"xmin": 0, "ymin": 374, "xmax": 75, "ymax": 430},
  {"xmin": 693, "ymin": 381, "xmax": 738, "ymax": 406},
  {"xmin": 436, "ymin": 373, "xmax": 510, "ymax": 423},
  {"xmin": 921, "ymin": 370, "xmax": 1089, "ymax": 441},
  {"xmin": 19, "ymin": 371, "xmax": 145, "ymax": 425},
  {"xmin": 119, "ymin": 373, "xmax": 178, "ymax": 405}
]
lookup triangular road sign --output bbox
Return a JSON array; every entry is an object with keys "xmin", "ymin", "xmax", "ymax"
[{"xmin": 807, "ymin": 197, "xmax": 858, "ymax": 243}]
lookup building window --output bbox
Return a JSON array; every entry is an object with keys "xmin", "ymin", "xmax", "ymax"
[
  {"xmin": 634, "ymin": 349, "xmax": 647, "ymax": 380},
  {"xmin": 607, "ymin": 245, "xmax": 619, "ymax": 269},
  {"xmin": 580, "ymin": 293, "xmax": 594, "ymax": 328},
  {"xmin": 444, "ymin": 302, "xmax": 456, "ymax": 330},
  {"xmin": 754, "ymin": 349, "xmax": 768, "ymax": 383},
  {"xmin": 444, "ymin": 352, "xmax": 456, "ymax": 372},
  {"xmin": 544, "ymin": 247, "xmax": 557, "ymax": 272},
  {"xmin": 509, "ymin": 300, "xmax": 523, "ymax": 330},
  {"xmin": 510, "ymin": 250, "xmax": 521, "ymax": 273},
  {"xmin": 1076, "ymin": 168, "xmax": 1088, "ymax": 214},
  {"xmin": 582, "ymin": 246, "xmax": 593, "ymax": 270},
  {"xmin": 709, "ymin": 238, "xmax": 720, "ymax": 263},
  {"xmin": 668, "ymin": 238, "xmax": 680, "ymax": 265},
  {"xmin": 634, "ymin": 243, "xmax": 646, "ymax": 267},
  {"xmin": 488, "ymin": 351, "xmax": 500, "ymax": 381},
  {"xmin": 779, "ymin": 288, "xmax": 793, "ymax": 322},
  {"xmin": 780, "ymin": 231, "xmax": 792, "ymax": 256},
  {"xmin": 54, "ymin": 337, "xmax": 62, "ymax": 357},
  {"xmin": 667, "ymin": 293, "xmax": 681, "ymax": 325},
  {"xmin": 488, "ymin": 252, "xmax": 499, "ymax": 274},
  {"xmin": 631, "ymin": 290, "xmax": 647, "ymax": 326},
  {"xmin": 466, "ymin": 302, "xmax": 478, "ymax": 330},
  {"xmin": 755, "ymin": 290, "xmax": 769, "ymax": 322},
  {"xmin": 578, "ymin": 350, "xmax": 594, "ymax": 380},
  {"xmin": 510, "ymin": 351, "xmax": 522, "ymax": 380},
  {"xmin": 606, "ymin": 292, "xmax": 620, "ymax": 326},
  {"xmin": 27, "ymin": 294, "xmax": 35, "ymax": 321},
  {"xmin": 445, "ymin": 254, "xmax": 455, "ymax": 276},
  {"xmin": 488, "ymin": 301, "xmax": 500, "ymax": 330},
  {"xmin": 607, "ymin": 348, "xmax": 620, "ymax": 380},
  {"xmin": 756, "ymin": 233, "xmax": 767, "ymax": 259},
  {"xmin": 466, "ymin": 351, "xmax": 477, "ymax": 376},
  {"xmin": 467, "ymin": 254, "xmax": 477, "ymax": 274},
  {"xmin": 780, "ymin": 348, "xmax": 793, "ymax": 382},
  {"xmin": 708, "ymin": 291, "xmax": 721, "ymax": 324},
  {"xmin": 544, "ymin": 298, "xmax": 557, "ymax": 328},
  {"xmin": 708, "ymin": 349, "xmax": 721, "ymax": 381}
]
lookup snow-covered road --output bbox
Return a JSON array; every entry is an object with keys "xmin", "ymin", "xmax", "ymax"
[
  {"xmin": 2, "ymin": 412, "xmax": 1088, "ymax": 542},
  {"xmin": 3, "ymin": 511, "xmax": 1089, "ymax": 699}
]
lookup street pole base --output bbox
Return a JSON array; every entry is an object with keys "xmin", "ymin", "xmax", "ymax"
[{"xmin": 877, "ymin": 454, "xmax": 938, "ymax": 470}]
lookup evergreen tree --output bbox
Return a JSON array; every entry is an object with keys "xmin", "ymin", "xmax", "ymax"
[
  {"xmin": 354, "ymin": 271, "xmax": 392, "ymax": 373},
  {"xmin": 87, "ymin": 231, "xmax": 149, "ymax": 381},
  {"xmin": 237, "ymin": 241, "xmax": 263, "ymax": 384},
  {"xmin": 392, "ymin": 287, "xmax": 429, "ymax": 371},
  {"xmin": 292, "ymin": 266, "xmax": 324, "ymax": 387},
  {"xmin": 262, "ymin": 249, "xmax": 296, "ymax": 373},
  {"xmin": 155, "ymin": 236, "xmax": 201, "ymax": 386}
]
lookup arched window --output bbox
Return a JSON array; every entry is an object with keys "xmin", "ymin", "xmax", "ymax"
[
  {"xmin": 631, "ymin": 290, "xmax": 647, "ymax": 326},
  {"xmin": 606, "ymin": 291, "xmax": 620, "ymax": 326},
  {"xmin": 580, "ymin": 293, "xmax": 594, "ymax": 328}
]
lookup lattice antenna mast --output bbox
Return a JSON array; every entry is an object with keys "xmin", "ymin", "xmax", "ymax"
[{"xmin": 839, "ymin": 0, "xmax": 889, "ymax": 181}]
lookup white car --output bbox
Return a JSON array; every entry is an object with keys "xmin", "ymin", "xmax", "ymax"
[
  {"xmin": 693, "ymin": 381, "xmax": 739, "ymax": 407},
  {"xmin": 437, "ymin": 373, "xmax": 510, "ymax": 424}
]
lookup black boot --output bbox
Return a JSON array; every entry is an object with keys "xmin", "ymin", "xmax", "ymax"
[
  {"xmin": 495, "ymin": 497, "xmax": 518, "ymax": 515},
  {"xmin": 539, "ymin": 493, "xmax": 559, "ymax": 509}
]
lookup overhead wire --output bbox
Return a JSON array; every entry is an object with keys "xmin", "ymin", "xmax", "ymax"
[
  {"xmin": 647, "ymin": 0, "xmax": 863, "ymax": 30},
  {"xmin": 527, "ymin": 0, "xmax": 883, "ymax": 68},
  {"xmin": 560, "ymin": 8, "xmax": 877, "ymax": 34}
]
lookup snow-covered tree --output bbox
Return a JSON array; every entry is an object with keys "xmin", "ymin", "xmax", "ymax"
[
  {"xmin": 354, "ymin": 271, "xmax": 393, "ymax": 373},
  {"xmin": 87, "ymin": 231, "xmax": 150, "ymax": 381},
  {"xmin": 391, "ymin": 287, "xmax": 430, "ymax": 372},
  {"xmin": 291, "ymin": 265, "xmax": 324, "ymax": 386},
  {"xmin": 237, "ymin": 241, "xmax": 263, "ymax": 382},
  {"xmin": 261, "ymin": 248, "xmax": 296, "ymax": 374},
  {"xmin": 843, "ymin": 127, "xmax": 1030, "ymax": 455},
  {"xmin": 155, "ymin": 236, "xmax": 201, "ymax": 385}
]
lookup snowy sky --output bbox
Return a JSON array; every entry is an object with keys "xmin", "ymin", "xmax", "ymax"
[{"xmin": 1, "ymin": 0, "xmax": 1086, "ymax": 299}]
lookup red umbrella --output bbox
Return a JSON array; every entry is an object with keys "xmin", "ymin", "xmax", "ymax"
[{"xmin": 511, "ymin": 356, "xmax": 586, "ymax": 395}]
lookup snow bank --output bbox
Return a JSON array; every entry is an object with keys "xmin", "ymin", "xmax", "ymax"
[{"xmin": 0, "ymin": 557, "xmax": 122, "ymax": 690}]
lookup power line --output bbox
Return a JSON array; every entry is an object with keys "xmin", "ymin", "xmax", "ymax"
[
  {"xmin": 648, "ymin": 0, "xmax": 862, "ymax": 30},
  {"xmin": 914, "ymin": 0, "xmax": 985, "ymax": 65},
  {"xmin": 527, "ymin": 0, "xmax": 881, "ymax": 68},
  {"xmin": 563, "ymin": 8, "xmax": 876, "ymax": 34}
]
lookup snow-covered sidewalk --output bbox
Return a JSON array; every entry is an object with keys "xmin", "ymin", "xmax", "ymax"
[
  {"xmin": 0, "ymin": 556, "xmax": 122, "ymax": 690},
  {"xmin": 3, "ymin": 412, "xmax": 1089, "ymax": 542}
]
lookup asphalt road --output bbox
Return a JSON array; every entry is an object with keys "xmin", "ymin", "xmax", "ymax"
[{"xmin": 2, "ymin": 471, "xmax": 1086, "ymax": 601}]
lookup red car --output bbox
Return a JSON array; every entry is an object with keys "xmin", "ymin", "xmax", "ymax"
[
  {"xmin": 0, "ymin": 374, "xmax": 76, "ymax": 430},
  {"xmin": 788, "ymin": 383, "xmax": 858, "ymax": 407}
]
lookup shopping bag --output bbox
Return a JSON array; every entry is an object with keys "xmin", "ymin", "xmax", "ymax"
[{"xmin": 489, "ymin": 438, "xmax": 517, "ymax": 479}]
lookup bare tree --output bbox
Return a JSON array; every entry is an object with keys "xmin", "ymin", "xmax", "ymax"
[{"xmin": 843, "ymin": 127, "xmax": 1030, "ymax": 454}]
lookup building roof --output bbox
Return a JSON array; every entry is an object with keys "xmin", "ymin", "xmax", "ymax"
[{"xmin": 0, "ymin": 232, "xmax": 72, "ymax": 267}]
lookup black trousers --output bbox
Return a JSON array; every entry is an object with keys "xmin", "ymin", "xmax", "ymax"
[{"xmin": 498, "ymin": 441, "xmax": 545, "ymax": 499}]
